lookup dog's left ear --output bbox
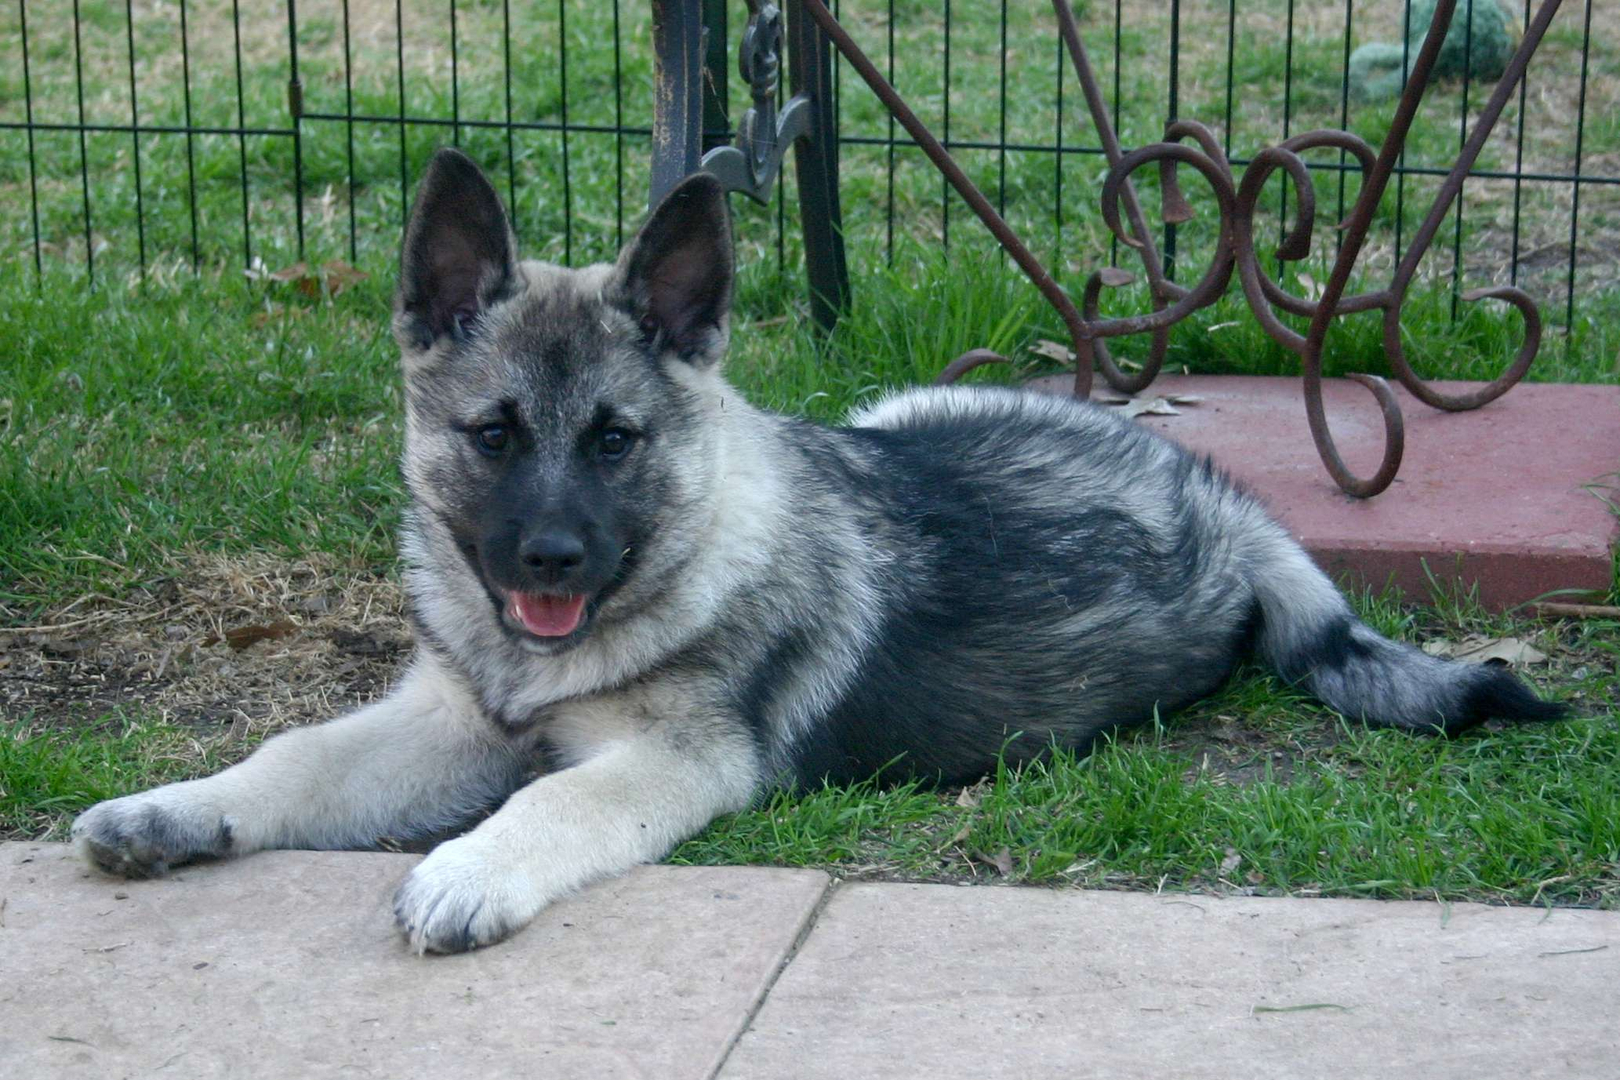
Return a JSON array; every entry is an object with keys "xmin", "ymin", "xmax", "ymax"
[
  {"xmin": 395, "ymin": 148, "xmax": 520, "ymax": 353},
  {"xmin": 617, "ymin": 173, "xmax": 733, "ymax": 364}
]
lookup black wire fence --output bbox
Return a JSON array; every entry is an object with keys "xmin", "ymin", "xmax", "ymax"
[{"xmin": 1, "ymin": 1, "xmax": 1614, "ymax": 333}]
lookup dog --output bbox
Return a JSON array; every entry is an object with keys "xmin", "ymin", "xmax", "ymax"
[{"xmin": 73, "ymin": 148, "xmax": 1567, "ymax": 953}]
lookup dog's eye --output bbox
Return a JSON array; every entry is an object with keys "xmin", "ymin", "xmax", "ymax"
[
  {"xmin": 475, "ymin": 425, "xmax": 509, "ymax": 456},
  {"xmin": 599, "ymin": 428, "xmax": 635, "ymax": 461}
]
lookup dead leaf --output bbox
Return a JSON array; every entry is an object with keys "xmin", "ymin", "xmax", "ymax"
[
  {"xmin": 1098, "ymin": 392, "xmax": 1202, "ymax": 405},
  {"xmin": 321, "ymin": 259, "xmax": 369, "ymax": 296},
  {"xmin": 220, "ymin": 620, "xmax": 299, "ymax": 651},
  {"xmin": 267, "ymin": 261, "xmax": 309, "ymax": 282},
  {"xmin": 1296, "ymin": 271, "xmax": 1326, "ymax": 302},
  {"xmin": 267, "ymin": 261, "xmax": 320, "ymax": 300},
  {"xmin": 1421, "ymin": 635, "xmax": 1548, "ymax": 667},
  {"xmin": 1219, "ymin": 848, "xmax": 1242, "ymax": 876},
  {"xmin": 1122, "ymin": 397, "xmax": 1181, "ymax": 418},
  {"xmin": 1030, "ymin": 339, "xmax": 1075, "ymax": 363},
  {"xmin": 1099, "ymin": 393, "xmax": 1204, "ymax": 419},
  {"xmin": 972, "ymin": 848, "xmax": 1014, "ymax": 876},
  {"xmin": 954, "ymin": 784, "xmax": 984, "ymax": 809}
]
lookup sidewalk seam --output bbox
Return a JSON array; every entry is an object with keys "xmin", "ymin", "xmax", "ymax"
[{"xmin": 706, "ymin": 873, "xmax": 840, "ymax": 1080}]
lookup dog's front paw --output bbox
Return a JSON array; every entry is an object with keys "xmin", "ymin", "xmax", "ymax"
[
  {"xmin": 393, "ymin": 836, "xmax": 542, "ymax": 954},
  {"xmin": 72, "ymin": 789, "xmax": 235, "ymax": 879}
]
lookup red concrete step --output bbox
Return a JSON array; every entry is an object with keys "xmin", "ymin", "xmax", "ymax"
[{"xmin": 1028, "ymin": 374, "xmax": 1619, "ymax": 610}]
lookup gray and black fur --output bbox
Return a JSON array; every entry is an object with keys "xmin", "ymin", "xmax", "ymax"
[{"xmin": 72, "ymin": 149, "xmax": 1566, "ymax": 953}]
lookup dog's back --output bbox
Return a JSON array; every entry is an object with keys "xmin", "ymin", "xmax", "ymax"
[{"xmin": 740, "ymin": 383, "xmax": 1563, "ymax": 787}]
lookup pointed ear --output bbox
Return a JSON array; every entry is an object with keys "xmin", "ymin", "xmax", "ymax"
[
  {"xmin": 394, "ymin": 148, "xmax": 520, "ymax": 352},
  {"xmin": 616, "ymin": 173, "xmax": 733, "ymax": 363}
]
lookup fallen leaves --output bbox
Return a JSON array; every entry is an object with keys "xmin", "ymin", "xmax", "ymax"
[
  {"xmin": 1097, "ymin": 392, "xmax": 1205, "ymax": 419},
  {"xmin": 1027, "ymin": 338, "xmax": 1144, "ymax": 373},
  {"xmin": 249, "ymin": 259, "xmax": 369, "ymax": 300},
  {"xmin": 321, "ymin": 259, "xmax": 370, "ymax": 296},
  {"xmin": 1421, "ymin": 635, "xmax": 1549, "ymax": 667},
  {"xmin": 1028, "ymin": 339, "xmax": 1077, "ymax": 364},
  {"xmin": 971, "ymin": 847, "xmax": 1015, "ymax": 877},
  {"xmin": 218, "ymin": 620, "xmax": 300, "ymax": 652}
]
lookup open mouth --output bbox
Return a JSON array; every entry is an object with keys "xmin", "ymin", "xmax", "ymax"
[{"xmin": 502, "ymin": 591, "xmax": 590, "ymax": 641}]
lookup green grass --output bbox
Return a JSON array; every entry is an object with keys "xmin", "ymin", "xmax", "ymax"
[
  {"xmin": 0, "ymin": 2, "xmax": 1615, "ymax": 910},
  {"xmin": 0, "ymin": 268, "xmax": 406, "ymax": 609},
  {"xmin": 672, "ymin": 713, "xmax": 1620, "ymax": 907},
  {"xmin": 0, "ymin": 711, "xmax": 250, "ymax": 839}
]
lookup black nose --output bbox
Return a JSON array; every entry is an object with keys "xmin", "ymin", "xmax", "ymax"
[{"xmin": 519, "ymin": 529, "xmax": 586, "ymax": 577}]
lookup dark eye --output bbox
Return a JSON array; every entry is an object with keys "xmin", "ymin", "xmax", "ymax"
[
  {"xmin": 475, "ymin": 424, "xmax": 509, "ymax": 456},
  {"xmin": 599, "ymin": 428, "xmax": 635, "ymax": 461}
]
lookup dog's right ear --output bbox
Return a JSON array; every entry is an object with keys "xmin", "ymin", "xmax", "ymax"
[{"xmin": 394, "ymin": 148, "xmax": 520, "ymax": 353}]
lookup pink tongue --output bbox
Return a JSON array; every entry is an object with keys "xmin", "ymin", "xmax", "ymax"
[{"xmin": 510, "ymin": 593, "xmax": 587, "ymax": 637}]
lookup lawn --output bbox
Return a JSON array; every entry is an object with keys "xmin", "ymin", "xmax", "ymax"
[{"xmin": 1, "ymin": 1, "xmax": 1616, "ymax": 910}]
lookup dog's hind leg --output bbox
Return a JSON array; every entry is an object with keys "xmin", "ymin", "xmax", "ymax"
[{"xmin": 72, "ymin": 655, "xmax": 528, "ymax": 878}]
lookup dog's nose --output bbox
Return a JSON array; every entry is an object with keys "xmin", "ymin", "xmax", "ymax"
[{"xmin": 519, "ymin": 530, "xmax": 586, "ymax": 577}]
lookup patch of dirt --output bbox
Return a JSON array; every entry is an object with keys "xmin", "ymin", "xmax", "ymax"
[{"xmin": 0, "ymin": 553, "xmax": 410, "ymax": 742}]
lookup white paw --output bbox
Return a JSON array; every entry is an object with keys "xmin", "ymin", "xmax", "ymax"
[
  {"xmin": 392, "ymin": 835, "xmax": 543, "ymax": 954},
  {"xmin": 72, "ymin": 789, "xmax": 235, "ymax": 879}
]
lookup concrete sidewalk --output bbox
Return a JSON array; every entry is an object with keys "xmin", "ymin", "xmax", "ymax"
[{"xmin": 3, "ymin": 842, "xmax": 1616, "ymax": 1078}]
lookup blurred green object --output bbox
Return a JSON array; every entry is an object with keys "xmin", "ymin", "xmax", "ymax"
[{"xmin": 1348, "ymin": 0, "xmax": 1516, "ymax": 101}]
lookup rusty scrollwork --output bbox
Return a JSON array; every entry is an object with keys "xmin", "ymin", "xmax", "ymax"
[{"xmin": 796, "ymin": 0, "xmax": 1562, "ymax": 497}]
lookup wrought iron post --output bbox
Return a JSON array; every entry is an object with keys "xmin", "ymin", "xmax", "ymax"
[{"xmin": 649, "ymin": 0, "xmax": 705, "ymax": 206}]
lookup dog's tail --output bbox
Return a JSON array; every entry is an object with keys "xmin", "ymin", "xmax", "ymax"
[{"xmin": 1243, "ymin": 523, "xmax": 1568, "ymax": 733}]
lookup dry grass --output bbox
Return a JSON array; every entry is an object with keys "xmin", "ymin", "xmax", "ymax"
[{"xmin": 0, "ymin": 552, "xmax": 407, "ymax": 747}]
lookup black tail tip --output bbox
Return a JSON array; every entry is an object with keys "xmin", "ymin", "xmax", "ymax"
[{"xmin": 1454, "ymin": 666, "xmax": 1571, "ymax": 732}]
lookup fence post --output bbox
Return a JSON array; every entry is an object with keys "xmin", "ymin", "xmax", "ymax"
[
  {"xmin": 286, "ymin": 0, "xmax": 305, "ymax": 260},
  {"xmin": 702, "ymin": 0, "xmax": 730, "ymax": 153},
  {"xmin": 786, "ymin": 0, "xmax": 850, "ymax": 331},
  {"xmin": 650, "ymin": 0, "xmax": 704, "ymax": 206}
]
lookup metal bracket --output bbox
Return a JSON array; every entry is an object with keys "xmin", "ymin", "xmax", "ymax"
[{"xmin": 702, "ymin": 3, "xmax": 810, "ymax": 204}]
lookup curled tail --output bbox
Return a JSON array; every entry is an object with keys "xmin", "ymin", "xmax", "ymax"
[{"xmin": 1244, "ymin": 525, "xmax": 1568, "ymax": 733}]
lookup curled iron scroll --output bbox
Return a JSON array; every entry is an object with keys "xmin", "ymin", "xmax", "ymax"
[{"xmin": 807, "ymin": 0, "xmax": 1561, "ymax": 497}]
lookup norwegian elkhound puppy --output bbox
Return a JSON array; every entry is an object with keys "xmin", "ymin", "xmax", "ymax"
[{"xmin": 74, "ymin": 148, "xmax": 1566, "ymax": 953}]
